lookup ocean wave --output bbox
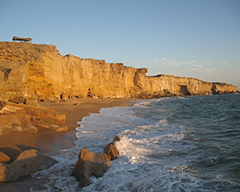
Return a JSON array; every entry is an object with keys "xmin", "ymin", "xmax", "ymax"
[{"xmin": 31, "ymin": 94, "xmax": 240, "ymax": 191}]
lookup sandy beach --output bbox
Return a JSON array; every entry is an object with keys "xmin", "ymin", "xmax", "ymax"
[{"xmin": 0, "ymin": 98, "xmax": 134, "ymax": 191}]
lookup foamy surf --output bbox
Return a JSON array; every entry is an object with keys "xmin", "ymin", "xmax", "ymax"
[{"xmin": 31, "ymin": 94, "xmax": 240, "ymax": 191}]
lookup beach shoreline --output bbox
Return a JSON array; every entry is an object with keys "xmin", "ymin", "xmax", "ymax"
[{"xmin": 0, "ymin": 98, "xmax": 135, "ymax": 191}]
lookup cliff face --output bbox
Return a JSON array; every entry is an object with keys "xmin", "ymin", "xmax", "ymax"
[{"xmin": 0, "ymin": 42, "xmax": 238, "ymax": 103}]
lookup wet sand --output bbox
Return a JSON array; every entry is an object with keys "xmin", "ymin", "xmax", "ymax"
[{"xmin": 0, "ymin": 98, "xmax": 134, "ymax": 191}]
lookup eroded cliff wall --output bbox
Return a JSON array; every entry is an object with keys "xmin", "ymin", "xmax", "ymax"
[{"xmin": 0, "ymin": 42, "xmax": 238, "ymax": 103}]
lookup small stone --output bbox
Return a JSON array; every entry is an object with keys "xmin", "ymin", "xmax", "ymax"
[
  {"xmin": 0, "ymin": 151, "xmax": 10, "ymax": 163},
  {"xmin": 53, "ymin": 126, "xmax": 69, "ymax": 132}
]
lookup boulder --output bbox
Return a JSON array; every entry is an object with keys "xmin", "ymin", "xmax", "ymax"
[
  {"xmin": 71, "ymin": 148, "xmax": 111, "ymax": 188},
  {"xmin": 0, "ymin": 149, "xmax": 57, "ymax": 181},
  {"xmin": 104, "ymin": 136, "xmax": 121, "ymax": 160},
  {"xmin": 104, "ymin": 143, "xmax": 119, "ymax": 160},
  {"xmin": 0, "ymin": 151, "xmax": 10, "ymax": 163},
  {"xmin": 112, "ymin": 135, "xmax": 121, "ymax": 143}
]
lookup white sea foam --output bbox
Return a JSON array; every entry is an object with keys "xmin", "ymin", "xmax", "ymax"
[
  {"xmin": 31, "ymin": 103, "xmax": 198, "ymax": 191},
  {"xmin": 133, "ymin": 101, "xmax": 151, "ymax": 107},
  {"xmin": 133, "ymin": 98, "xmax": 164, "ymax": 108}
]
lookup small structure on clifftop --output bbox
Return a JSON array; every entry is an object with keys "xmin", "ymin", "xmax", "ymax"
[{"xmin": 12, "ymin": 36, "xmax": 32, "ymax": 42}]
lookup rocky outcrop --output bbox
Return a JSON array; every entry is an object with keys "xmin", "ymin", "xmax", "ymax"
[
  {"xmin": 0, "ymin": 149, "xmax": 57, "ymax": 181},
  {"xmin": 72, "ymin": 136, "xmax": 120, "ymax": 188},
  {"xmin": 0, "ymin": 101, "xmax": 67, "ymax": 134},
  {"xmin": 0, "ymin": 42, "xmax": 238, "ymax": 103},
  {"xmin": 71, "ymin": 148, "xmax": 111, "ymax": 188}
]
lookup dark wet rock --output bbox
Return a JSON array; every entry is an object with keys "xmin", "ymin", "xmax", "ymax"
[{"xmin": 71, "ymin": 148, "xmax": 111, "ymax": 188}]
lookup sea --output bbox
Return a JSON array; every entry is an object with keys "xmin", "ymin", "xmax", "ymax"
[{"xmin": 31, "ymin": 93, "xmax": 240, "ymax": 192}]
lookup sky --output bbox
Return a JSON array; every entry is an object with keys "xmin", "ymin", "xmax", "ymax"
[{"xmin": 1, "ymin": 0, "xmax": 240, "ymax": 89}]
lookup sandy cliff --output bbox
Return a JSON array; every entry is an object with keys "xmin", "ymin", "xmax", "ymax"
[{"xmin": 0, "ymin": 41, "xmax": 238, "ymax": 103}]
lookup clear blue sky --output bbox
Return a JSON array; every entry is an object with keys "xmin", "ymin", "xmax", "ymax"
[{"xmin": 1, "ymin": 0, "xmax": 240, "ymax": 89}]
